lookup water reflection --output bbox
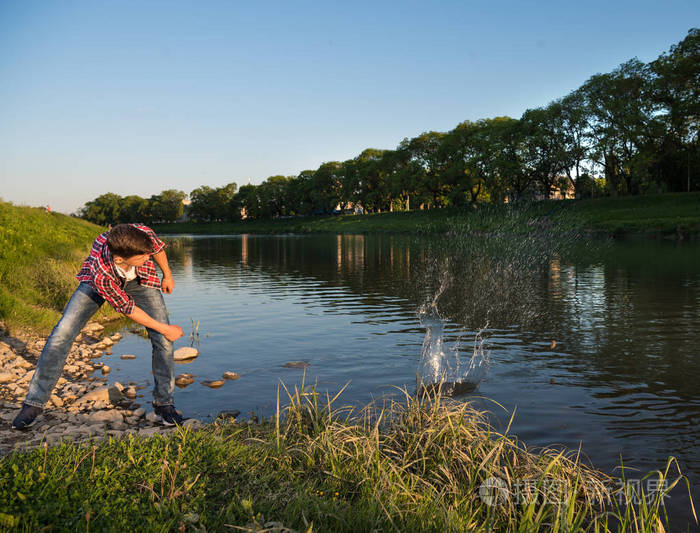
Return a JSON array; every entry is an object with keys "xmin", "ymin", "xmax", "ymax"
[{"xmin": 156, "ymin": 234, "xmax": 699, "ymax": 526}]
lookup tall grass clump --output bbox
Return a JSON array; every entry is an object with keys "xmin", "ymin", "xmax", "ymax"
[
  {"xmin": 2, "ymin": 382, "xmax": 693, "ymax": 531},
  {"xmin": 0, "ymin": 201, "xmax": 115, "ymax": 334}
]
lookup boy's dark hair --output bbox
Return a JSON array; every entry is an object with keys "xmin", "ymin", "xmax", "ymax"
[{"xmin": 106, "ymin": 224, "xmax": 154, "ymax": 257}]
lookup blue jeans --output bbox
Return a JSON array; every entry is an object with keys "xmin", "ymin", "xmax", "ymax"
[{"xmin": 24, "ymin": 282, "xmax": 175, "ymax": 409}]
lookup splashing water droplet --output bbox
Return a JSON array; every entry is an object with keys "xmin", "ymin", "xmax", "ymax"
[{"xmin": 416, "ymin": 274, "xmax": 490, "ymax": 396}]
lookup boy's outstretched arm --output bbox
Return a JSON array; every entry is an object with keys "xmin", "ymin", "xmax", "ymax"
[
  {"xmin": 126, "ymin": 306, "xmax": 184, "ymax": 342},
  {"xmin": 152, "ymin": 250, "xmax": 175, "ymax": 294}
]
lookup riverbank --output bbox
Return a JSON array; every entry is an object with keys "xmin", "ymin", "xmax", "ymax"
[
  {"xmin": 0, "ymin": 320, "xmax": 204, "ymax": 455},
  {"xmin": 1, "ymin": 376, "xmax": 692, "ymax": 532},
  {"xmin": 0, "ymin": 202, "xmax": 117, "ymax": 336},
  {"xmin": 153, "ymin": 192, "xmax": 700, "ymax": 238}
]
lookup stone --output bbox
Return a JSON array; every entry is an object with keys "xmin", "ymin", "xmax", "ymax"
[
  {"xmin": 175, "ymin": 375, "xmax": 194, "ymax": 388},
  {"xmin": 201, "ymin": 380, "xmax": 225, "ymax": 388},
  {"xmin": 217, "ymin": 410, "xmax": 240, "ymax": 421},
  {"xmin": 282, "ymin": 361, "xmax": 310, "ymax": 368},
  {"xmin": 173, "ymin": 347, "xmax": 199, "ymax": 361},
  {"xmin": 139, "ymin": 427, "xmax": 161, "ymax": 438},
  {"xmin": 101, "ymin": 365, "xmax": 111, "ymax": 375},
  {"xmin": 87, "ymin": 410, "xmax": 123, "ymax": 425},
  {"xmin": 0, "ymin": 373, "xmax": 14, "ymax": 384},
  {"xmin": 120, "ymin": 354, "xmax": 136, "ymax": 360},
  {"xmin": 123, "ymin": 386, "xmax": 137, "ymax": 399},
  {"xmin": 132, "ymin": 407, "xmax": 146, "ymax": 418},
  {"xmin": 145, "ymin": 411, "xmax": 159, "ymax": 423},
  {"xmin": 111, "ymin": 333, "xmax": 122, "ymax": 341},
  {"xmin": 101, "ymin": 337, "xmax": 114, "ymax": 347},
  {"xmin": 49, "ymin": 394, "xmax": 64, "ymax": 408},
  {"xmin": 183, "ymin": 419, "xmax": 202, "ymax": 429},
  {"xmin": 74, "ymin": 385, "xmax": 123, "ymax": 406},
  {"xmin": 83, "ymin": 322, "xmax": 104, "ymax": 334},
  {"xmin": 222, "ymin": 371, "xmax": 240, "ymax": 380}
]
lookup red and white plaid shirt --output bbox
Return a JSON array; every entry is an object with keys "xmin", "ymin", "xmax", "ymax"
[{"xmin": 76, "ymin": 224, "xmax": 166, "ymax": 315}]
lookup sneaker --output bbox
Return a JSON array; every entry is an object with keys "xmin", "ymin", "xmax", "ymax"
[
  {"xmin": 154, "ymin": 404, "xmax": 185, "ymax": 426},
  {"xmin": 11, "ymin": 404, "xmax": 43, "ymax": 430}
]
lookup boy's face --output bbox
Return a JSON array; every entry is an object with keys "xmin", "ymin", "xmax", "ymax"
[{"xmin": 113, "ymin": 253, "xmax": 151, "ymax": 268}]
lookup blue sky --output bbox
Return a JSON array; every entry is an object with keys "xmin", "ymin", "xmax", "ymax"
[{"xmin": 1, "ymin": 1, "xmax": 698, "ymax": 214}]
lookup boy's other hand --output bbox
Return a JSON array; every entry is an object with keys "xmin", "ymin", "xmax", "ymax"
[
  {"xmin": 164, "ymin": 324, "xmax": 184, "ymax": 342},
  {"xmin": 161, "ymin": 275, "xmax": 175, "ymax": 294}
]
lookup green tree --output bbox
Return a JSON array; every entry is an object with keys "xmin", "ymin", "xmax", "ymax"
[{"xmin": 79, "ymin": 193, "xmax": 123, "ymax": 225}]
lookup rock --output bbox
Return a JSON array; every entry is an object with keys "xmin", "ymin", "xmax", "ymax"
[
  {"xmin": 201, "ymin": 380, "xmax": 225, "ymax": 388},
  {"xmin": 120, "ymin": 354, "xmax": 136, "ymax": 360},
  {"xmin": 111, "ymin": 333, "xmax": 122, "ymax": 341},
  {"xmin": 173, "ymin": 347, "xmax": 199, "ymax": 361},
  {"xmin": 0, "ymin": 373, "xmax": 14, "ymax": 384},
  {"xmin": 222, "ymin": 371, "xmax": 240, "ymax": 380},
  {"xmin": 217, "ymin": 410, "xmax": 240, "ymax": 421},
  {"xmin": 83, "ymin": 322, "xmax": 104, "ymax": 334},
  {"xmin": 139, "ymin": 427, "xmax": 161, "ymax": 438},
  {"xmin": 105, "ymin": 348, "xmax": 113, "ymax": 355},
  {"xmin": 183, "ymin": 419, "xmax": 202, "ymax": 429},
  {"xmin": 123, "ymin": 386, "xmax": 137, "ymax": 399},
  {"xmin": 87, "ymin": 409, "xmax": 123, "ymax": 425},
  {"xmin": 282, "ymin": 361, "xmax": 310, "ymax": 368},
  {"xmin": 101, "ymin": 365, "xmax": 111, "ymax": 375},
  {"xmin": 49, "ymin": 394, "xmax": 64, "ymax": 408},
  {"xmin": 145, "ymin": 411, "xmax": 159, "ymax": 423},
  {"xmin": 101, "ymin": 337, "xmax": 114, "ymax": 347},
  {"xmin": 175, "ymin": 375, "xmax": 195, "ymax": 388},
  {"xmin": 132, "ymin": 407, "xmax": 146, "ymax": 418},
  {"xmin": 74, "ymin": 385, "xmax": 123, "ymax": 406}
]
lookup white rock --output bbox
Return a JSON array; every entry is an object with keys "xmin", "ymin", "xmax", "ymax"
[
  {"xmin": 173, "ymin": 347, "xmax": 199, "ymax": 361},
  {"xmin": 87, "ymin": 410, "xmax": 123, "ymax": 424},
  {"xmin": 74, "ymin": 385, "xmax": 123, "ymax": 405},
  {"xmin": 183, "ymin": 419, "xmax": 203, "ymax": 429},
  {"xmin": 139, "ymin": 427, "xmax": 162, "ymax": 438}
]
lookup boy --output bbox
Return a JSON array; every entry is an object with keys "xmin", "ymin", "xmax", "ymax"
[{"xmin": 12, "ymin": 224, "xmax": 185, "ymax": 429}]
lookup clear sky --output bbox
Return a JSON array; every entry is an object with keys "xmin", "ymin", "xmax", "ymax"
[{"xmin": 1, "ymin": 1, "xmax": 698, "ymax": 214}]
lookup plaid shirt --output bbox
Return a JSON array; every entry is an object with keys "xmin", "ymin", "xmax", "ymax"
[{"xmin": 76, "ymin": 224, "xmax": 166, "ymax": 315}]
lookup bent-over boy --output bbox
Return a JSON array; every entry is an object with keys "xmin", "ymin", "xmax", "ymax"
[{"xmin": 12, "ymin": 223, "xmax": 185, "ymax": 429}]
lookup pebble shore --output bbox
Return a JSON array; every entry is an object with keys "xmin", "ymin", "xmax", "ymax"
[{"xmin": 0, "ymin": 321, "xmax": 206, "ymax": 455}]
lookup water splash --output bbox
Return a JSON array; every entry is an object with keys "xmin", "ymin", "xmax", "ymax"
[{"xmin": 417, "ymin": 274, "xmax": 490, "ymax": 396}]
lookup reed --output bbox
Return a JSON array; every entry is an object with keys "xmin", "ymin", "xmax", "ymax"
[{"xmin": 1, "ymin": 381, "xmax": 693, "ymax": 531}]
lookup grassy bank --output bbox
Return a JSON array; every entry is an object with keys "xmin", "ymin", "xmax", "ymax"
[
  {"xmin": 1, "ymin": 384, "xmax": 693, "ymax": 532},
  {"xmin": 153, "ymin": 193, "xmax": 700, "ymax": 237},
  {"xmin": 0, "ymin": 201, "xmax": 116, "ymax": 335}
]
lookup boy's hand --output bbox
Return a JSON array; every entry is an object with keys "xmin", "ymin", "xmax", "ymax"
[
  {"xmin": 163, "ymin": 324, "xmax": 184, "ymax": 342},
  {"xmin": 161, "ymin": 275, "xmax": 175, "ymax": 294}
]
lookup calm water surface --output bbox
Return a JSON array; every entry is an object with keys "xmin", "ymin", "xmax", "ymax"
[{"xmin": 110, "ymin": 234, "xmax": 700, "ymax": 528}]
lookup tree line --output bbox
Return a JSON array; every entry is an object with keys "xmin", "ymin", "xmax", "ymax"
[{"xmin": 79, "ymin": 29, "xmax": 699, "ymax": 224}]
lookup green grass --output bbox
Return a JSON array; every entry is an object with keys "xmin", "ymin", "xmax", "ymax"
[
  {"xmin": 0, "ymin": 201, "xmax": 117, "ymax": 335},
  {"xmin": 153, "ymin": 193, "xmax": 700, "ymax": 237},
  {"xmin": 0, "ymin": 383, "xmax": 695, "ymax": 532}
]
